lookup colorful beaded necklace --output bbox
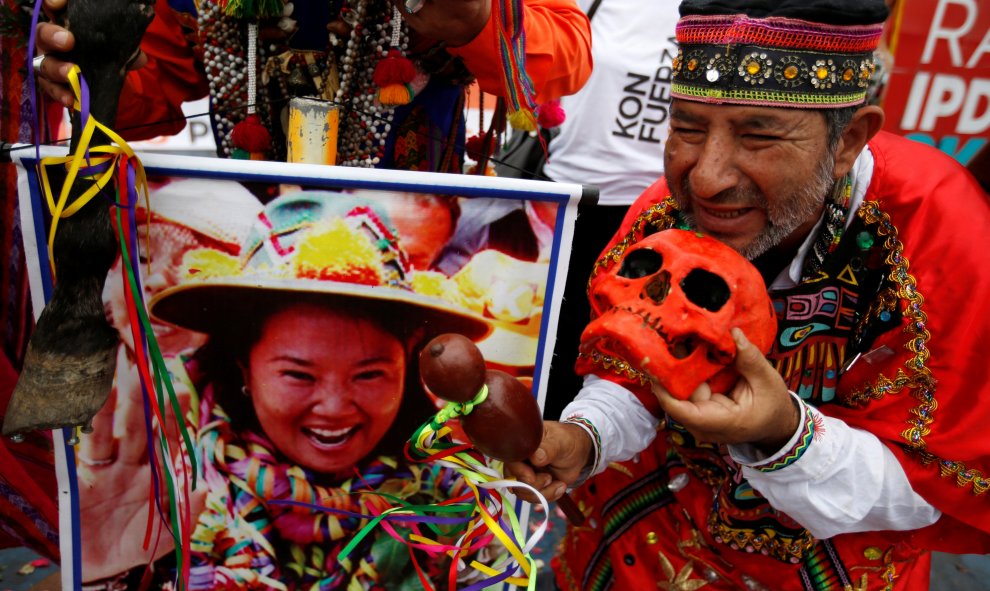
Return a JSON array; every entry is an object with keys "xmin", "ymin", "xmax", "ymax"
[
  {"xmin": 202, "ymin": 0, "xmax": 418, "ymax": 166},
  {"xmin": 801, "ymin": 174, "xmax": 853, "ymax": 281}
]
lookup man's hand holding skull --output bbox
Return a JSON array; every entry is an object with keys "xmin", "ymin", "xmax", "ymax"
[
  {"xmin": 506, "ymin": 230, "xmax": 799, "ymax": 503},
  {"xmin": 651, "ymin": 327, "xmax": 801, "ymax": 455}
]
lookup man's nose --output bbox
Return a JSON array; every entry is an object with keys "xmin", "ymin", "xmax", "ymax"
[{"xmin": 688, "ymin": 137, "xmax": 740, "ymax": 200}]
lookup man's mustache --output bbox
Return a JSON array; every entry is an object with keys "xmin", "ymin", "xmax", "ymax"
[{"xmin": 674, "ymin": 179, "xmax": 768, "ymax": 211}]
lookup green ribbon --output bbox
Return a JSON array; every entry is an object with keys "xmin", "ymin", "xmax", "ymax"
[
  {"xmin": 116, "ymin": 203, "xmax": 200, "ymax": 589},
  {"xmin": 434, "ymin": 384, "xmax": 489, "ymax": 425}
]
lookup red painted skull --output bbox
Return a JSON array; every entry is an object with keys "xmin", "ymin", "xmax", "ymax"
[{"xmin": 580, "ymin": 229, "xmax": 776, "ymax": 399}]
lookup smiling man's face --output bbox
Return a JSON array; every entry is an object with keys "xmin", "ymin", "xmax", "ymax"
[{"xmin": 664, "ymin": 100, "xmax": 838, "ymax": 260}]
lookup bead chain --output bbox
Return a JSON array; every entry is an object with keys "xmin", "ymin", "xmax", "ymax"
[
  {"xmin": 202, "ymin": 0, "xmax": 406, "ymax": 166},
  {"xmin": 802, "ymin": 174, "xmax": 853, "ymax": 280}
]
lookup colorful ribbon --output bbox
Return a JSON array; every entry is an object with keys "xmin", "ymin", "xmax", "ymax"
[
  {"xmin": 36, "ymin": 65, "xmax": 200, "ymax": 591},
  {"xmin": 266, "ymin": 397, "xmax": 549, "ymax": 590},
  {"xmin": 359, "ymin": 405, "xmax": 547, "ymax": 589}
]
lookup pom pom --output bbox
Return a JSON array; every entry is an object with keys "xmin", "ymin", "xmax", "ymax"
[
  {"xmin": 508, "ymin": 109, "xmax": 537, "ymax": 132},
  {"xmin": 464, "ymin": 135, "xmax": 486, "ymax": 161},
  {"xmin": 231, "ymin": 148, "xmax": 251, "ymax": 160},
  {"xmin": 378, "ymin": 84, "xmax": 413, "ymax": 106},
  {"xmin": 220, "ymin": 0, "xmax": 284, "ymax": 19},
  {"xmin": 230, "ymin": 114, "xmax": 271, "ymax": 154},
  {"xmin": 373, "ymin": 50, "xmax": 416, "ymax": 86},
  {"xmin": 537, "ymin": 99, "xmax": 566, "ymax": 129}
]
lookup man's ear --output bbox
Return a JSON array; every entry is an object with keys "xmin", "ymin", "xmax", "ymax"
[{"xmin": 833, "ymin": 105, "xmax": 885, "ymax": 178}]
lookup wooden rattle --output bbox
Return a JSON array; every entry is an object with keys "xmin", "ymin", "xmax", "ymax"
[{"xmin": 419, "ymin": 333, "xmax": 585, "ymax": 525}]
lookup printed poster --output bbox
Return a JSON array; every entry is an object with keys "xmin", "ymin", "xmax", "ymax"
[{"xmin": 13, "ymin": 148, "xmax": 586, "ymax": 590}]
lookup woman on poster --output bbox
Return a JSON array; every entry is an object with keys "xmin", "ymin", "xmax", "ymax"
[{"xmin": 77, "ymin": 191, "xmax": 502, "ymax": 590}]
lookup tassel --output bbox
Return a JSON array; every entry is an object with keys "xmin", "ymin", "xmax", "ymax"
[
  {"xmin": 537, "ymin": 99, "xmax": 565, "ymax": 129},
  {"xmin": 230, "ymin": 114, "xmax": 271, "ymax": 160},
  {"xmin": 508, "ymin": 109, "xmax": 537, "ymax": 132},
  {"xmin": 373, "ymin": 6, "xmax": 415, "ymax": 107},
  {"xmin": 377, "ymin": 84, "xmax": 413, "ymax": 106},
  {"xmin": 373, "ymin": 49, "xmax": 416, "ymax": 87},
  {"xmin": 230, "ymin": 24, "xmax": 269, "ymax": 160},
  {"xmin": 220, "ymin": 0, "xmax": 284, "ymax": 19}
]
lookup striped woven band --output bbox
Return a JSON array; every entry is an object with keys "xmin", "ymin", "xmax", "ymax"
[
  {"xmin": 672, "ymin": 14, "xmax": 885, "ymax": 108},
  {"xmin": 754, "ymin": 401, "xmax": 817, "ymax": 473}
]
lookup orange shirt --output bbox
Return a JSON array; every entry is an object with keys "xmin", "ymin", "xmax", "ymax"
[{"xmin": 448, "ymin": 0, "xmax": 593, "ymax": 106}]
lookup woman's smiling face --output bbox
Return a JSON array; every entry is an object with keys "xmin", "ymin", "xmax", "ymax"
[{"xmin": 244, "ymin": 302, "xmax": 406, "ymax": 476}]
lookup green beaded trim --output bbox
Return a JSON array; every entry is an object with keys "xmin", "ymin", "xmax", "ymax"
[{"xmin": 672, "ymin": 83, "xmax": 867, "ymax": 107}]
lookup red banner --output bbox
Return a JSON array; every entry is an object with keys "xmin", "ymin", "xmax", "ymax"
[{"xmin": 882, "ymin": 0, "xmax": 990, "ymax": 165}]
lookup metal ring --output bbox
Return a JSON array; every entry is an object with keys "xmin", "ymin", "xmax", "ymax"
[
  {"xmin": 404, "ymin": 0, "xmax": 424, "ymax": 14},
  {"xmin": 32, "ymin": 54, "xmax": 47, "ymax": 74}
]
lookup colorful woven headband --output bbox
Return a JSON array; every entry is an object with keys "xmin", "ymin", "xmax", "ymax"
[{"xmin": 671, "ymin": 14, "xmax": 885, "ymax": 108}]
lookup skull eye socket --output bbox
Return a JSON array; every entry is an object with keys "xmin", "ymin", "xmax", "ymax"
[
  {"xmin": 681, "ymin": 269, "xmax": 731, "ymax": 312},
  {"xmin": 618, "ymin": 249, "xmax": 663, "ymax": 279}
]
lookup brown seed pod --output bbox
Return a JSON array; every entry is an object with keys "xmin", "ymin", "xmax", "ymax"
[
  {"xmin": 461, "ymin": 369, "xmax": 543, "ymax": 463},
  {"xmin": 419, "ymin": 333, "xmax": 487, "ymax": 403}
]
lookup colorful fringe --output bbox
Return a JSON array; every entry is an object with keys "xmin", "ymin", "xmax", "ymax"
[
  {"xmin": 35, "ymin": 65, "xmax": 199, "ymax": 590},
  {"xmin": 494, "ymin": 0, "xmax": 538, "ymax": 129}
]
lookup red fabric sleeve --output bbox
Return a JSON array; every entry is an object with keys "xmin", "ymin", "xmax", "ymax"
[
  {"xmin": 115, "ymin": 0, "xmax": 208, "ymax": 141},
  {"xmin": 447, "ymin": 0, "xmax": 592, "ymax": 104},
  {"xmin": 827, "ymin": 131, "xmax": 990, "ymax": 546}
]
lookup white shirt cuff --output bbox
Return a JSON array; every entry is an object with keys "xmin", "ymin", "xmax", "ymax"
[
  {"xmin": 559, "ymin": 374, "xmax": 659, "ymax": 478},
  {"xmin": 730, "ymin": 396, "xmax": 940, "ymax": 539}
]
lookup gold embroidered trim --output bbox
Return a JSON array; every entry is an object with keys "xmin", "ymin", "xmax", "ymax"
[
  {"xmin": 656, "ymin": 550, "xmax": 710, "ymax": 590},
  {"xmin": 581, "ymin": 198, "xmax": 679, "ymax": 386},
  {"xmin": 556, "ymin": 531, "xmax": 581, "ymax": 591},
  {"xmin": 848, "ymin": 202, "xmax": 988, "ymax": 497},
  {"xmin": 707, "ymin": 514, "xmax": 815, "ymax": 564},
  {"xmin": 920, "ymin": 451, "xmax": 990, "ymax": 495},
  {"xmin": 845, "ymin": 202, "xmax": 935, "ymax": 450},
  {"xmin": 587, "ymin": 197, "xmax": 679, "ymax": 291},
  {"xmin": 579, "ymin": 350, "xmax": 650, "ymax": 386},
  {"xmin": 848, "ymin": 545, "xmax": 896, "ymax": 591},
  {"xmin": 878, "ymin": 546, "xmax": 897, "ymax": 591}
]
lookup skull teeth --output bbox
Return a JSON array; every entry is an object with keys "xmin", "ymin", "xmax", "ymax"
[
  {"xmin": 616, "ymin": 306, "xmax": 697, "ymax": 359},
  {"xmin": 619, "ymin": 306, "xmax": 664, "ymax": 333}
]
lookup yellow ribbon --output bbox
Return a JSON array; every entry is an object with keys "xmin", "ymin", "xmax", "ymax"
[{"xmin": 38, "ymin": 65, "xmax": 148, "ymax": 278}]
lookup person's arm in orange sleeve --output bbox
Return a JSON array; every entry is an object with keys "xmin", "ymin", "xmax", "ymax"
[
  {"xmin": 447, "ymin": 0, "xmax": 592, "ymax": 104},
  {"xmin": 115, "ymin": 0, "xmax": 209, "ymax": 141}
]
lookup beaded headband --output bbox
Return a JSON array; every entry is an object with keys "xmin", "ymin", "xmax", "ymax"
[{"xmin": 671, "ymin": 14, "xmax": 885, "ymax": 108}]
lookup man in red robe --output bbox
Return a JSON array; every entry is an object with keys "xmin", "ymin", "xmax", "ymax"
[{"xmin": 508, "ymin": 0, "xmax": 990, "ymax": 589}]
